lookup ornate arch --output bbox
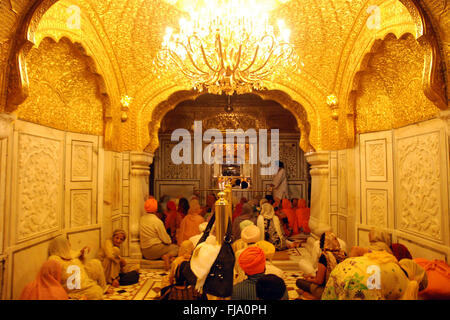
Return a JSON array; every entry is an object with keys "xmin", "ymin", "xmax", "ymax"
[
  {"xmin": 142, "ymin": 89, "xmax": 315, "ymax": 155},
  {"xmin": 4, "ymin": 0, "xmax": 125, "ymax": 149},
  {"xmin": 342, "ymin": 0, "xmax": 447, "ymax": 121}
]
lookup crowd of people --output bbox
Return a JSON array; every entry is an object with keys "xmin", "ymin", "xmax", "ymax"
[{"xmin": 18, "ymin": 191, "xmax": 450, "ymax": 300}]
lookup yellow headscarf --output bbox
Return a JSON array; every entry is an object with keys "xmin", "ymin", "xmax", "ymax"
[
  {"xmin": 48, "ymin": 236, "xmax": 73, "ymax": 260},
  {"xmin": 399, "ymin": 259, "xmax": 427, "ymax": 299}
]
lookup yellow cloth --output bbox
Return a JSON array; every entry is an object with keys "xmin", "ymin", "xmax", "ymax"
[
  {"xmin": 97, "ymin": 240, "xmax": 122, "ymax": 284},
  {"xmin": 48, "ymin": 255, "xmax": 105, "ymax": 300},
  {"xmin": 322, "ymin": 251, "xmax": 419, "ymax": 300},
  {"xmin": 48, "ymin": 235, "xmax": 106, "ymax": 300}
]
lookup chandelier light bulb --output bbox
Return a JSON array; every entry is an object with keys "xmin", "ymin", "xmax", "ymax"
[{"xmin": 155, "ymin": 0, "xmax": 301, "ymax": 95}]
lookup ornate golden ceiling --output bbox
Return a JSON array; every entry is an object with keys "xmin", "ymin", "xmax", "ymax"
[{"xmin": 0, "ymin": 0, "xmax": 448, "ymax": 152}]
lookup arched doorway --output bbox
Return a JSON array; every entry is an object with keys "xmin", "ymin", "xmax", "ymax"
[{"xmin": 150, "ymin": 93, "xmax": 311, "ymax": 207}]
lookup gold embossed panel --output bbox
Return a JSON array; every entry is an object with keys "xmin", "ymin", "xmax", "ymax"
[
  {"xmin": 17, "ymin": 37, "xmax": 104, "ymax": 136},
  {"xmin": 356, "ymin": 34, "xmax": 440, "ymax": 133}
]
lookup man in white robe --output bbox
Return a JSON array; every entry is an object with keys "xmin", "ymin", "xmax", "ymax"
[{"xmin": 270, "ymin": 161, "xmax": 289, "ymax": 200}]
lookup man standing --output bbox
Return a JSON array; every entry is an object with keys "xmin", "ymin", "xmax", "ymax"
[{"xmin": 270, "ymin": 161, "xmax": 289, "ymax": 201}]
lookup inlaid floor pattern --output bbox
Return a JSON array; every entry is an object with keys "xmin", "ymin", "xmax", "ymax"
[{"xmin": 105, "ymin": 247, "xmax": 306, "ymax": 300}]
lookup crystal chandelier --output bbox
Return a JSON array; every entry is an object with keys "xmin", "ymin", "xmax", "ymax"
[{"xmin": 155, "ymin": 0, "xmax": 300, "ymax": 95}]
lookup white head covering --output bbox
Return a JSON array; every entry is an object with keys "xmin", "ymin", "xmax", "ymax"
[
  {"xmin": 260, "ymin": 202, "xmax": 275, "ymax": 219},
  {"xmin": 257, "ymin": 203, "xmax": 284, "ymax": 243},
  {"xmin": 190, "ymin": 235, "xmax": 220, "ymax": 293},
  {"xmin": 48, "ymin": 235, "xmax": 73, "ymax": 260}
]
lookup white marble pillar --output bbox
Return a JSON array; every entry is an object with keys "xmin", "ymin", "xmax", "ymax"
[
  {"xmin": 0, "ymin": 113, "xmax": 16, "ymax": 139},
  {"xmin": 305, "ymin": 151, "xmax": 332, "ymax": 237},
  {"xmin": 129, "ymin": 151, "xmax": 153, "ymax": 258}
]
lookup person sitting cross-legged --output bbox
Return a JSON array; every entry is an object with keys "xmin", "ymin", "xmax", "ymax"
[{"xmin": 140, "ymin": 197, "xmax": 179, "ymax": 270}]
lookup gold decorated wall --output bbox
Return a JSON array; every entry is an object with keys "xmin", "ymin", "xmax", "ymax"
[
  {"xmin": 0, "ymin": 0, "xmax": 448, "ymax": 153},
  {"xmin": 18, "ymin": 37, "xmax": 104, "ymax": 136},
  {"xmin": 356, "ymin": 34, "xmax": 440, "ymax": 133}
]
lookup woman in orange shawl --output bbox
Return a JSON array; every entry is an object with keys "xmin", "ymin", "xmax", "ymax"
[
  {"xmin": 164, "ymin": 200, "xmax": 178, "ymax": 241},
  {"xmin": 178, "ymin": 199, "xmax": 205, "ymax": 244},
  {"xmin": 20, "ymin": 260, "xmax": 69, "ymax": 300},
  {"xmin": 232, "ymin": 197, "xmax": 248, "ymax": 221},
  {"xmin": 279, "ymin": 198, "xmax": 298, "ymax": 236},
  {"xmin": 295, "ymin": 198, "xmax": 311, "ymax": 234}
]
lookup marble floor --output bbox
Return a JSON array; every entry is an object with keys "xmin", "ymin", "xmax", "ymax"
[{"xmin": 105, "ymin": 247, "xmax": 307, "ymax": 300}]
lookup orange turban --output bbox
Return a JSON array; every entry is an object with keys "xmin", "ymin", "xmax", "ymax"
[
  {"xmin": 238, "ymin": 246, "xmax": 266, "ymax": 276},
  {"xmin": 144, "ymin": 198, "xmax": 158, "ymax": 213}
]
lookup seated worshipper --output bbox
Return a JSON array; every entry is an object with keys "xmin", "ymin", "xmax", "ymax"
[
  {"xmin": 140, "ymin": 197, "xmax": 179, "ymax": 270},
  {"xmin": 296, "ymin": 231, "xmax": 346, "ymax": 299},
  {"xmin": 257, "ymin": 202, "xmax": 296, "ymax": 251},
  {"xmin": 278, "ymin": 198, "xmax": 299, "ymax": 237},
  {"xmin": 98, "ymin": 229, "xmax": 140, "ymax": 287},
  {"xmin": 175, "ymin": 198, "xmax": 190, "ymax": 243},
  {"xmin": 232, "ymin": 246, "xmax": 288, "ymax": 300},
  {"xmin": 234, "ymin": 224, "xmax": 262, "ymax": 284},
  {"xmin": 254, "ymin": 240, "xmax": 285, "ymax": 280},
  {"xmin": 349, "ymin": 228, "xmax": 392, "ymax": 257},
  {"xmin": 161, "ymin": 240, "xmax": 195, "ymax": 289},
  {"xmin": 20, "ymin": 260, "xmax": 69, "ymax": 300},
  {"xmin": 203, "ymin": 193, "xmax": 217, "ymax": 222},
  {"xmin": 178, "ymin": 199, "xmax": 205, "ymax": 244},
  {"xmin": 295, "ymin": 199, "xmax": 311, "ymax": 234},
  {"xmin": 158, "ymin": 195, "xmax": 171, "ymax": 222},
  {"xmin": 164, "ymin": 200, "xmax": 178, "ymax": 241},
  {"xmin": 189, "ymin": 222, "xmax": 208, "ymax": 247},
  {"xmin": 48, "ymin": 235, "xmax": 110, "ymax": 300},
  {"xmin": 256, "ymin": 274, "xmax": 288, "ymax": 300},
  {"xmin": 232, "ymin": 203, "xmax": 258, "ymax": 242},
  {"xmin": 232, "ymin": 197, "xmax": 248, "ymax": 221},
  {"xmin": 322, "ymin": 251, "xmax": 427, "ymax": 300},
  {"xmin": 413, "ymin": 258, "xmax": 450, "ymax": 300}
]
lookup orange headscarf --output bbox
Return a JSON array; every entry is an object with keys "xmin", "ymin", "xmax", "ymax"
[
  {"xmin": 164, "ymin": 200, "xmax": 178, "ymax": 230},
  {"xmin": 233, "ymin": 197, "xmax": 248, "ymax": 221},
  {"xmin": 239, "ymin": 246, "xmax": 266, "ymax": 276},
  {"xmin": 20, "ymin": 260, "xmax": 68, "ymax": 300},
  {"xmin": 295, "ymin": 199, "xmax": 311, "ymax": 233},
  {"xmin": 178, "ymin": 199, "xmax": 205, "ymax": 244},
  {"xmin": 281, "ymin": 199, "xmax": 298, "ymax": 235},
  {"xmin": 144, "ymin": 197, "xmax": 158, "ymax": 213}
]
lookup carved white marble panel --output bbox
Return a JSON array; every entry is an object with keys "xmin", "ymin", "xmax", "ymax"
[
  {"xmin": 338, "ymin": 151, "xmax": 347, "ymax": 211},
  {"xmin": 65, "ymin": 133, "xmax": 98, "ymax": 229},
  {"xmin": 338, "ymin": 216, "xmax": 347, "ymax": 244},
  {"xmin": 112, "ymin": 216, "xmax": 122, "ymax": 232},
  {"xmin": 360, "ymin": 131, "xmax": 394, "ymax": 228},
  {"xmin": 366, "ymin": 189, "xmax": 388, "ymax": 228},
  {"xmin": 15, "ymin": 131, "xmax": 63, "ymax": 242},
  {"xmin": 71, "ymin": 140, "xmax": 93, "ymax": 182},
  {"xmin": 12, "ymin": 239, "xmax": 52, "ymax": 299},
  {"xmin": 70, "ymin": 190, "xmax": 92, "ymax": 227},
  {"xmin": 279, "ymin": 141, "xmax": 300, "ymax": 179},
  {"xmin": 68, "ymin": 228, "xmax": 101, "ymax": 260},
  {"xmin": 365, "ymin": 139, "xmax": 387, "ymax": 181},
  {"xmin": 162, "ymin": 140, "xmax": 193, "ymax": 179},
  {"xmin": 397, "ymin": 236, "xmax": 447, "ymax": 261},
  {"xmin": 395, "ymin": 131, "xmax": 443, "ymax": 242},
  {"xmin": 112, "ymin": 154, "xmax": 122, "ymax": 211},
  {"xmin": 357, "ymin": 228, "xmax": 370, "ymax": 248}
]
